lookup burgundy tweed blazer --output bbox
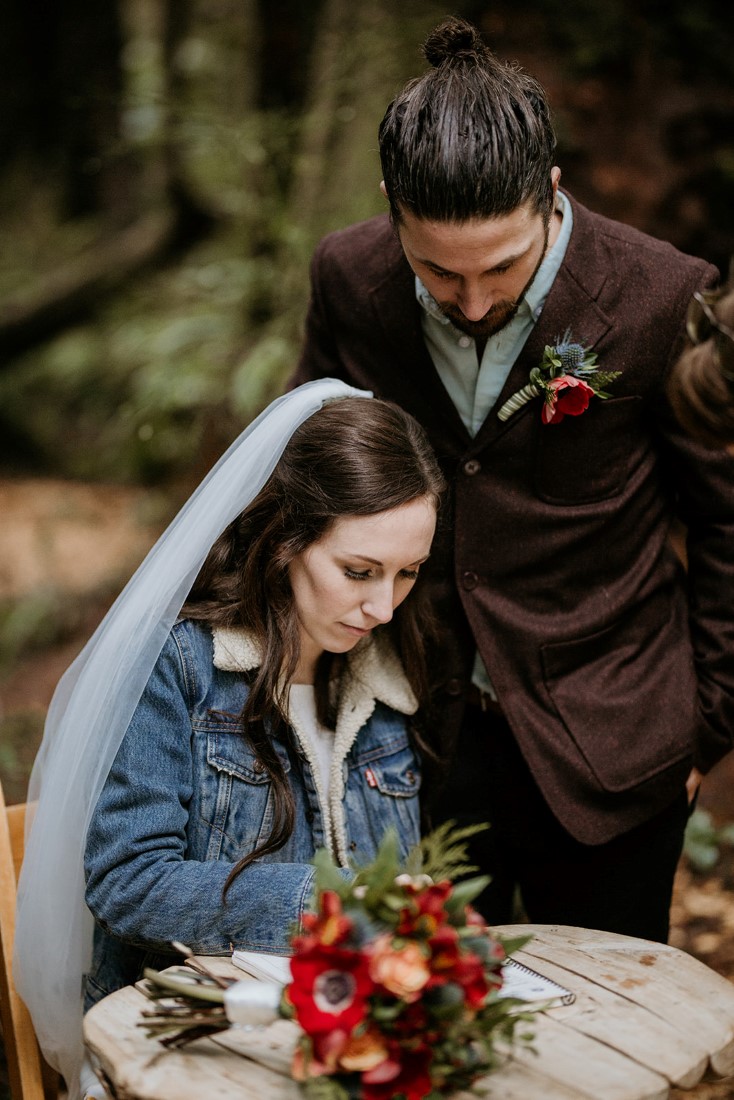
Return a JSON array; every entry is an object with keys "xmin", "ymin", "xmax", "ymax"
[{"xmin": 290, "ymin": 194, "xmax": 734, "ymax": 844}]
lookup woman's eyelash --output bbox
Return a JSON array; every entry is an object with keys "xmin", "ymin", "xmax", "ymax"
[{"xmin": 344, "ymin": 568, "xmax": 420, "ymax": 581}]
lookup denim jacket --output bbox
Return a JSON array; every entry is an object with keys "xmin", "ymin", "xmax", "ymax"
[{"xmin": 83, "ymin": 619, "xmax": 421, "ymax": 1009}]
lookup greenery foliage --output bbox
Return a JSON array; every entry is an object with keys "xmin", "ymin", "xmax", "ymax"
[{"xmin": 684, "ymin": 809, "xmax": 734, "ymax": 873}]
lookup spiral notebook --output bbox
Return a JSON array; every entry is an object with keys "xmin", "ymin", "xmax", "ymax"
[
  {"xmin": 500, "ymin": 958, "xmax": 576, "ymax": 1006},
  {"xmin": 231, "ymin": 950, "xmax": 575, "ymax": 1007}
]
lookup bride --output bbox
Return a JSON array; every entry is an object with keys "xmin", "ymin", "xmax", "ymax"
[{"xmin": 14, "ymin": 380, "xmax": 445, "ymax": 1099}]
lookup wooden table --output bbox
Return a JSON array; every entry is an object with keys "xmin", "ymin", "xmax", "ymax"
[{"xmin": 83, "ymin": 925, "xmax": 734, "ymax": 1100}]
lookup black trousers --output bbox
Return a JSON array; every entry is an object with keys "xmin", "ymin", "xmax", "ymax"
[{"xmin": 433, "ymin": 703, "xmax": 690, "ymax": 943}]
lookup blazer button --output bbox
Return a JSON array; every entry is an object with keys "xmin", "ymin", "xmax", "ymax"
[
  {"xmin": 463, "ymin": 459, "xmax": 481, "ymax": 476},
  {"xmin": 462, "ymin": 571, "xmax": 479, "ymax": 590}
]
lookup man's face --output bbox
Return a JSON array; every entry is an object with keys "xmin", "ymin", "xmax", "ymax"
[{"xmin": 395, "ymin": 193, "xmax": 558, "ymax": 340}]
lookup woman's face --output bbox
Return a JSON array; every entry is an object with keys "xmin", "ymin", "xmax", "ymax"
[{"xmin": 288, "ymin": 495, "xmax": 437, "ymax": 682}]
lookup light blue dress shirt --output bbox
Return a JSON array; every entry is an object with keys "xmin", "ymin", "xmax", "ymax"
[{"xmin": 415, "ymin": 193, "xmax": 573, "ymax": 698}]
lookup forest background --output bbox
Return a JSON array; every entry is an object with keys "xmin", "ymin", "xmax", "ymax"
[{"xmin": 1, "ymin": 2, "xmax": 734, "ymax": 1095}]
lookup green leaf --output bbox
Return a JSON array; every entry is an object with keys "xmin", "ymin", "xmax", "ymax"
[
  {"xmin": 416, "ymin": 820, "xmax": 490, "ymax": 882},
  {"xmin": 496, "ymin": 933, "xmax": 534, "ymax": 957},
  {"xmin": 302, "ymin": 1076, "xmax": 352, "ymax": 1100},
  {"xmin": 311, "ymin": 847, "xmax": 351, "ymax": 899},
  {"xmin": 443, "ymin": 875, "xmax": 491, "ymax": 915}
]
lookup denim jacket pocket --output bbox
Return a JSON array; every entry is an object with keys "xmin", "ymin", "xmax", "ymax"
[
  {"xmin": 346, "ymin": 733, "xmax": 421, "ymax": 858},
  {"xmin": 194, "ymin": 718, "xmax": 291, "ymax": 862},
  {"xmin": 367, "ymin": 750, "xmax": 421, "ymax": 797}
]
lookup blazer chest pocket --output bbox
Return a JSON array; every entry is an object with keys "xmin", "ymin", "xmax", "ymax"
[{"xmin": 533, "ymin": 395, "xmax": 644, "ymax": 504}]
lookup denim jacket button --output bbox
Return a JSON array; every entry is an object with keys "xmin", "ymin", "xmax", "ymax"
[
  {"xmin": 349, "ymin": 841, "xmax": 357, "ymax": 851},
  {"xmin": 405, "ymin": 770, "xmax": 416, "ymax": 785}
]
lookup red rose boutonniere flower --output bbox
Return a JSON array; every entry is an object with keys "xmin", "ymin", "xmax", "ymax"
[{"xmin": 497, "ymin": 330, "xmax": 621, "ymax": 425}]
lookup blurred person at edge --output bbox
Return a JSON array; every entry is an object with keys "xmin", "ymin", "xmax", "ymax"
[
  {"xmin": 669, "ymin": 269, "xmax": 734, "ymax": 452},
  {"xmin": 290, "ymin": 16, "xmax": 734, "ymax": 943}
]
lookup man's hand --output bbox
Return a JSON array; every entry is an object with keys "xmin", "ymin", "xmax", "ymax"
[{"xmin": 686, "ymin": 766, "xmax": 703, "ymax": 805}]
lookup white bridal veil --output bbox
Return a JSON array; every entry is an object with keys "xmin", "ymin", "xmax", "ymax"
[{"xmin": 13, "ymin": 379, "xmax": 371, "ymax": 1100}]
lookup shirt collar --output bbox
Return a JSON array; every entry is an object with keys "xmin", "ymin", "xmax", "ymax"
[{"xmin": 414, "ymin": 191, "xmax": 573, "ymax": 327}]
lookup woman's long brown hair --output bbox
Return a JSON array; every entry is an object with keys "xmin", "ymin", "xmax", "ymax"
[
  {"xmin": 668, "ymin": 284, "xmax": 734, "ymax": 448},
  {"xmin": 181, "ymin": 397, "xmax": 446, "ymax": 894}
]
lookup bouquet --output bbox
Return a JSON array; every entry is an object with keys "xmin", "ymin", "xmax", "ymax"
[{"xmin": 140, "ymin": 825, "xmax": 538, "ymax": 1099}]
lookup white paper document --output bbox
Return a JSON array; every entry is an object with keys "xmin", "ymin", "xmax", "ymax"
[
  {"xmin": 499, "ymin": 958, "xmax": 576, "ymax": 1006},
  {"xmin": 232, "ymin": 949, "xmax": 575, "ymax": 1007}
]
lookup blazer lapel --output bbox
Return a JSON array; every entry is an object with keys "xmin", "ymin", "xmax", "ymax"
[{"xmin": 472, "ymin": 197, "xmax": 613, "ymax": 452}]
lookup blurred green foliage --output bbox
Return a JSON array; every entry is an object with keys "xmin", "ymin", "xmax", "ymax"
[
  {"xmin": 684, "ymin": 809, "xmax": 734, "ymax": 873},
  {"xmin": 0, "ymin": 0, "xmax": 452, "ymax": 483},
  {"xmin": 503, "ymin": 0, "xmax": 731, "ymax": 81},
  {"xmin": 0, "ymin": 0, "xmax": 732, "ymax": 485}
]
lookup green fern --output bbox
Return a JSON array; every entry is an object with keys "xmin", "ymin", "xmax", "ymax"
[{"xmin": 411, "ymin": 819, "xmax": 490, "ymax": 882}]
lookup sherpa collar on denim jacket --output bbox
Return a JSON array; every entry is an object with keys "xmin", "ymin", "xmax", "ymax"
[{"xmin": 212, "ymin": 627, "xmax": 418, "ymax": 862}]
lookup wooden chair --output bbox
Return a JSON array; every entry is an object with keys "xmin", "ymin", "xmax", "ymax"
[{"xmin": 0, "ymin": 781, "xmax": 50, "ymax": 1100}]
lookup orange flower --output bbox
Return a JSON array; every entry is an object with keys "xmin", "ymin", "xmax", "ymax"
[
  {"xmin": 338, "ymin": 1028, "xmax": 390, "ymax": 1072},
  {"xmin": 368, "ymin": 935, "xmax": 430, "ymax": 1002},
  {"xmin": 397, "ymin": 880, "xmax": 452, "ymax": 937},
  {"xmin": 295, "ymin": 890, "xmax": 353, "ymax": 950}
]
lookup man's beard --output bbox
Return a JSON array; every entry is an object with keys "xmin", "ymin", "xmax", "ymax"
[
  {"xmin": 438, "ymin": 226, "xmax": 550, "ymax": 339},
  {"xmin": 440, "ymin": 297, "xmax": 520, "ymax": 338}
]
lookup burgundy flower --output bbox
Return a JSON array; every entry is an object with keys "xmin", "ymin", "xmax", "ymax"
[{"xmin": 362, "ymin": 1044, "xmax": 434, "ymax": 1100}]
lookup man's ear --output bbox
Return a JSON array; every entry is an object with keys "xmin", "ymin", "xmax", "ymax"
[
  {"xmin": 379, "ymin": 180, "xmax": 388, "ymax": 200},
  {"xmin": 550, "ymin": 166, "xmax": 561, "ymax": 193}
]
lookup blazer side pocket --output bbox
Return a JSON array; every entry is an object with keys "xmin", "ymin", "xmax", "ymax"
[{"xmin": 541, "ymin": 589, "xmax": 695, "ymax": 792}]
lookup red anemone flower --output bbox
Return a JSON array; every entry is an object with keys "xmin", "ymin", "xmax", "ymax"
[{"xmin": 289, "ymin": 943, "xmax": 375, "ymax": 1037}]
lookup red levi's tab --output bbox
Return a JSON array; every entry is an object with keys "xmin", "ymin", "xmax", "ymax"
[{"xmin": 365, "ymin": 768, "xmax": 378, "ymax": 788}]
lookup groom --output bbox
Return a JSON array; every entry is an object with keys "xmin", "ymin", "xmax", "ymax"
[{"xmin": 289, "ymin": 17, "xmax": 734, "ymax": 940}]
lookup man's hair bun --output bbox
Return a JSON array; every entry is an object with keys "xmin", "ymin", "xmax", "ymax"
[{"xmin": 423, "ymin": 16, "xmax": 487, "ymax": 67}]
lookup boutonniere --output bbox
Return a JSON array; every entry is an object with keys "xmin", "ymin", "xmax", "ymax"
[{"xmin": 497, "ymin": 330, "xmax": 621, "ymax": 425}]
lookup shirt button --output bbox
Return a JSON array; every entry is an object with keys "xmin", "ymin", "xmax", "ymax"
[
  {"xmin": 445, "ymin": 677, "xmax": 463, "ymax": 696},
  {"xmin": 462, "ymin": 571, "xmax": 479, "ymax": 590},
  {"xmin": 458, "ymin": 335, "xmax": 472, "ymax": 348},
  {"xmin": 463, "ymin": 459, "xmax": 481, "ymax": 476}
]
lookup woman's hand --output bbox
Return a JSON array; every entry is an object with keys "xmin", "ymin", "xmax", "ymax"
[{"xmin": 686, "ymin": 766, "xmax": 703, "ymax": 805}]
